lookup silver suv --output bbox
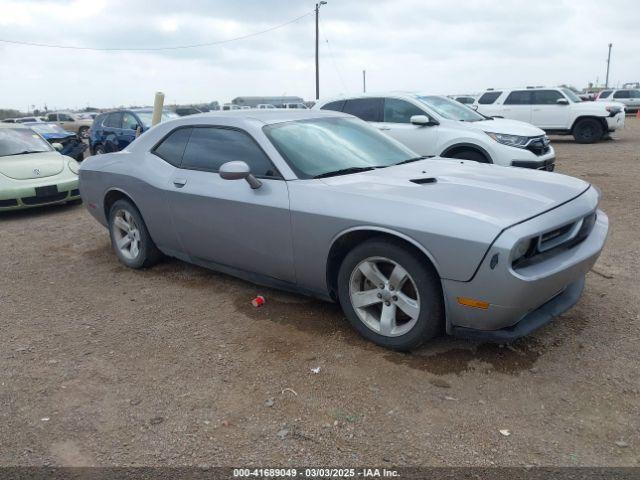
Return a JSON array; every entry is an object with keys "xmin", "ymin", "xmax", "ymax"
[{"xmin": 596, "ymin": 89, "xmax": 640, "ymax": 113}]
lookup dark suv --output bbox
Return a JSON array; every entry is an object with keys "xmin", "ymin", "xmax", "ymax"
[{"xmin": 89, "ymin": 109, "xmax": 178, "ymax": 154}]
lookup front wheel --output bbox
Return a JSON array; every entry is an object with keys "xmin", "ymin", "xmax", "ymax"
[
  {"xmin": 337, "ymin": 238, "xmax": 443, "ymax": 351},
  {"xmin": 108, "ymin": 199, "xmax": 161, "ymax": 269},
  {"xmin": 573, "ymin": 119, "xmax": 603, "ymax": 144}
]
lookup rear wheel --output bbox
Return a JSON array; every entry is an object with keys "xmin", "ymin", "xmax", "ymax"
[
  {"xmin": 573, "ymin": 119, "xmax": 603, "ymax": 144},
  {"xmin": 108, "ymin": 199, "xmax": 161, "ymax": 269},
  {"xmin": 444, "ymin": 149, "xmax": 489, "ymax": 163},
  {"xmin": 337, "ymin": 238, "xmax": 443, "ymax": 351}
]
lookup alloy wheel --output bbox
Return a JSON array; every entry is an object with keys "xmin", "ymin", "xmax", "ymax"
[
  {"xmin": 349, "ymin": 256, "xmax": 421, "ymax": 337},
  {"xmin": 112, "ymin": 209, "xmax": 141, "ymax": 260}
]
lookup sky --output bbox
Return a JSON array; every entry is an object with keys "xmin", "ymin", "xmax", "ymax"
[{"xmin": 0, "ymin": 0, "xmax": 638, "ymax": 111}]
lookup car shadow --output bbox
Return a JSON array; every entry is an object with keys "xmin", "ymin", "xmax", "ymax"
[{"xmin": 0, "ymin": 201, "xmax": 82, "ymax": 222}]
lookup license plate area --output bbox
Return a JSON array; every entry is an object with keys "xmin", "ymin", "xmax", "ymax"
[{"xmin": 35, "ymin": 185, "xmax": 58, "ymax": 197}]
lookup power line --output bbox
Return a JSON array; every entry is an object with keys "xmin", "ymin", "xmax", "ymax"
[
  {"xmin": 324, "ymin": 35, "xmax": 349, "ymax": 94},
  {"xmin": 0, "ymin": 11, "xmax": 314, "ymax": 51}
]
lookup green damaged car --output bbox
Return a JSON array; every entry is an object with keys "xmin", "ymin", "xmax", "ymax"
[{"xmin": 0, "ymin": 123, "xmax": 81, "ymax": 211}]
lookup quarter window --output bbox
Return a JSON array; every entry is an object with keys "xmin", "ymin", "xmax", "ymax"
[
  {"xmin": 342, "ymin": 98, "xmax": 383, "ymax": 122},
  {"xmin": 181, "ymin": 127, "xmax": 278, "ymax": 177},
  {"xmin": 504, "ymin": 91, "xmax": 533, "ymax": 105},
  {"xmin": 383, "ymin": 98, "xmax": 425, "ymax": 123},
  {"xmin": 533, "ymin": 90, "xmax": 564, "ymax": 104},
  {"xmin": 478, "ymin": 91, "xmax": 502, "ymax": 104},
  {"xmin": 152, "ymin": 127, "xmax": 192, "ymax": 167}
]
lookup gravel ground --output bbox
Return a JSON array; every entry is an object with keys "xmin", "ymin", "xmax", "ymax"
[{"xmin": 1, "ymin": 119, "xmax": 638, "ymax": 467}]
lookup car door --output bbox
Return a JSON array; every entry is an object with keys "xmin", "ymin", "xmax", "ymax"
[
  {"xmin": 165, "ymin": 126, "xmax": 295, "ymax": 283},
  {"xmin": 530, "ymin": 89, "xmax": 570, "ymax": 129},
  {"xmin": 501, "ymin": 90, "xmax": 533, "ymax": 123},
  {"xmin": 376, "ymin": 97, "xmax": 439, "ymax": 156},
  {"xmin": 57, "ymin": 113, "xmax": 77, "ymax": 132},
  {"xmin": 612, "ymin": 90, "xmax": 631, "ymax": 108},
  {"xmin": 101, "ymin": 112, "xmax": 123, "ymax": 152},
  {"xmin": 119, "ymin": 112, "xmax": 140, "ymax": 149}
]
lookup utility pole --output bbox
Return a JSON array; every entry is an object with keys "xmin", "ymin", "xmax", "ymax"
[
  {"xmin": 605, "ymin": 43, "xmax": 613, "ymax": 88},
  {"xmin": 363, "ymin": 70, "xmax": 366, "ymax": 93},
  {"xmin": 315, "ymin": 1, "xmax": 327, "ymax": 100}
]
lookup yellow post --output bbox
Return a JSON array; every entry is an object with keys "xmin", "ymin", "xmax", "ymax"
[{"xmin": 151, "ymin": 92, "xmax": 165, "ymax": 126}]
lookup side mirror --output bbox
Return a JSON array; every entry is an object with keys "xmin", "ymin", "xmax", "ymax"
[
  {"xmin": 557, "ymin": 98, "xmax": 569, "ymax": 105},
  {"xmin": 52, "ymin": 142, "xmax": 63, "ymax": 151},
  {"xmin": 219, "ymin": 161, "xmax": 262, "ymax": 189},
  {"xmin": 410, "ymin": 115, "xmax": 438, "ymax": 127}
]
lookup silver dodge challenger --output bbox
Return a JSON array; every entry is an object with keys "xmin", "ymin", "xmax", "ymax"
[{"xmin": 79, "ymin": 110, "xmax": 609, "ymax": 350}]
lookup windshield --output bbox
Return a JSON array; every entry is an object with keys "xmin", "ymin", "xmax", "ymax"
[
  {"xmin": 416, "ymin": 95, "xmax": 485, "ymax": 122},
  {"xmin": 26, "ymin": 123, "xmax": 68, "ymax": 135},
  {"xmin": 264, "ymin": 117, "xmax": 416, "ymax": 179},
  {"xmin": 0, "ymin": 128, "xmax": 52, "ymax": 157},
  {"xmin": 561, "ymin": 88, "xmax": 582, "ymax": 102},
  {"xmin": 135, "ymin": 111, "xmax": 179, "ymax": 127}
]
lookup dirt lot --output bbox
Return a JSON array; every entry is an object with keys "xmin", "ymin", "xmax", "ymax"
[{"xmin": 1, "ymin": 119, "xmax": 639, "ymax": 468}]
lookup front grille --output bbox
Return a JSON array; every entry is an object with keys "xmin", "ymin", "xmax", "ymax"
[
  {"xmin": 513, "ymin": 211, "xmax": 597, "ymax": 269},
  {"xmin": 526, "ymin": 136, "xmax": 551, "ymax": 156},
  {"xmin": 70, "ymin": 189, "xmax": 80, "ymax": 196},
  {"xmin": 21, "ymin": 192, "xmax": 69, "ymax": 205},
  {"xmin": 0, "ymin": 198, "xmax": 18, "ymax": 207}
]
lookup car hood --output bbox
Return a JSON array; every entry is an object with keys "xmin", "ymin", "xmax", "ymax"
[
  {"xmin": 0, "ymin": 151, "xmax": 65, "ymax": 180},
  {"xmin": 320, "ymin": 159, "xmax": 590, "ymax": 230},
  {"xmin": 466, "ymin": 117, "xmax": 545, "ymax": 137}
]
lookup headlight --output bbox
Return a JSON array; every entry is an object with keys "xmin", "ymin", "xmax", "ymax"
[
  {"xmin": 68, "ymin": 159, "xmax": 80, "ymax": 174},
  {"xmin": 486, "ymin": 132, "xmax": 530, "ymax": 148},
  {"xmin": 605, "ymin": 106, "xmax": 622, "ymax": 114}
]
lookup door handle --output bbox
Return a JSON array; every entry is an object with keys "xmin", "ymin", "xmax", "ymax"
[{"xmin": 173, "ymin": 178, "xmax": 187, "ymax": 187}]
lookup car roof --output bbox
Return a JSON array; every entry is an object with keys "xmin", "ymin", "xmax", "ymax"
[
  {"xmin": 317, "ymin": 91, "xmax": 448, "ymax": 105},
  {"xmin": 181, "ymin": 109, "xmax": 350, "ymax": 125}
]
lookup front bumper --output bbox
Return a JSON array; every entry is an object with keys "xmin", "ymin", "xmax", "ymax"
[
  {"xmin": 0, "ymin": 178, "xmax": 80, "ymax": 211},
  {"xmin": 502, "ymin": 145, "xmax": 556, "ymax": 171},
  {"xmin": 442, "ymin": 189, "xmax": 608, "ymax": 340},
  {"xmin": 606, "ymin": 112, "xmax": 625, "ymax": 131}
]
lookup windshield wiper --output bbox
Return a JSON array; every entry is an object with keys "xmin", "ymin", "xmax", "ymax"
[
  {"xmin": 5, "ymin": 150, "xmax": 47, "ymax": 156},
  {"xmin": 394, "ymin": 156, "xmax": 429, "ymax": 166},
  {"xmin": 313, "ymin": 166, "xmax": 381, "ymax": 179}
]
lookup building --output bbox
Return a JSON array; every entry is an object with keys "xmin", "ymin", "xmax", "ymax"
[{"xmin": 231, "ymin": 96, "xmax": 305, "ymax": 108}]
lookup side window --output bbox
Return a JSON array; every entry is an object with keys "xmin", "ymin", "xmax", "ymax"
[
  {"xmin": 342, "ymin": 98, "xmax": 383, "ymax": 122},
  {"xmin": 321, "ymin": 100, "xmax": 346, "ymax": 112},
  {"xmin": 104, "ymin": 113, "xmax": 123, "ymax": 128},
  {"xmin": 122, "ymin": 113, "xmax": 139, "ymax": 130},
  {"xmin": 631, "ymin": 90, "xmax": 640, "ymax": 99},
  {"xmin": 504, "ymin": 91, "xmax": 533, "ymax": 105},
  {"xmin": 152, "ymin": 127, "xmax": 192, "ymax": 167},
  {"xmin": 599, "ymin": 90, "xmax": 612, "ymax": 99},
  {"xmin": 58, "ymin": 113, "xmax": 74, "ymax": 121},
  {"xmin": 533, "ymin": 90, "xmax": 564, "ymax": 104},
  {"xmin": 613, "ymin": 90, "xmax": 630, "ymax": 99},
  {"xmin": 181, "ymin": 127, "xmax": 278, "ymax": 178},
  {"xmin": 478, "ymin": 91, "xmax": 502, "ymax": 104},
  {"xmin": 46, "ymin": 113, "xmax": 57, "ymax": 121},
  {"xmin": 383, "ymin": 98, "xmax": 425, "ymax": 123}
]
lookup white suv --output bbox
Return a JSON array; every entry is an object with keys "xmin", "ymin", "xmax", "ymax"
[
  {"xmin": 474, "ymin": 87, "xmax": 625, "ymax": 143},
  {"xmin": 596, "ymin": 89, "xmax": 640, "ymax": 113},
  {"xmin": 314, "ymin": 93, "xmax": 556, "ymax": 171}
]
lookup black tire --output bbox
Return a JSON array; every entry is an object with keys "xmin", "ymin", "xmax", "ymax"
[
  {"xmin": 94, "ymin": 144, "xmax": 105, "ymax": 155},
  {"xmin": 108, "ymin": 199, "xmax": 162, "ymax": 269},
  {"xmin": 337, "ymin": 238, "xmax": 444, "ymax": 351},
  {"xmin": 573, "ymin": 118, "xmax": 603, "ymax": 144},
  {"xmin": 445, "ymin": 149, "xmax": 489, "ymax": 163},
  {"xmin": 79, "ymin": 126, "xmax": 90, "ymax": 139}
]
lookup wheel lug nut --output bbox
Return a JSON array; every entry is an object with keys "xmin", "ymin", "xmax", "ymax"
[
  {"xmin": 377, "ymin": 293, "xmax": 382, "ymax": 299},
  {"xmin": 384, "ymin": 301, "xmax": 391, "ymax": 306},
  {"xmin": 389, "ymin": 286, "xmax": 394, "ymax": 291},
  {"xmin": 392, "ymin": 296, "xmax": 398, "ymax": 301},
  {"xmin": 379, "ymin": 284, "xmax": 384, "ymax": 289}
]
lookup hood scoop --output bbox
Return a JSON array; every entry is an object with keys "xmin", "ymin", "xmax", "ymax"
[{"xmin": 410, "ymin": 177, "xmax": 437, "ymax": 185}]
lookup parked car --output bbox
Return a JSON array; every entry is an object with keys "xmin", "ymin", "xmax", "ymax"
[
  {"xmin": 15, "ymin": 116, "xmax": 44, "ymax": 123},
  {"xmin": 596, "ymin": 89, "xmax": 640, "ymax": 113},
  {"xmin": 222, "ymin": 104, "xmax": 240, "ymax": 111},
  {"xmin": 79, "ymin": 110, "xmax": 608, "ymax": 350},
  {"xmin": 257, "ymin": 104, "xmax": 277, "ymax": 109},
  {"xmin": 175, "ymin": 107, "xmax": 203, "ymax": 116},
  {"xmin": 89, "ymin": 109, "xmax": 179, "ymax": 155},
  {"xmin": 43, "ymin": 112, "xmax": 93, "ymax": 139},
  {"xmin": 282, "ymin": 103, "xmax": 308, "ymax": 109},
  {"xmin": 23, "ymin": 122, "xmax": 87, "ymax": 162},
  {"xmin": 1, "ymin": 118, "xmax": 18, "ymax": 123},
  {"xmin": 474, "ymin": 87, "xmax": 625, "ymax": 143},
  {"xmin": 0, "ymin": 123, "xmax": 81, "ymax": 211},
  {"xmin": 315, "ymin": 93, "xmax": 556, "ymax": 170}
]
